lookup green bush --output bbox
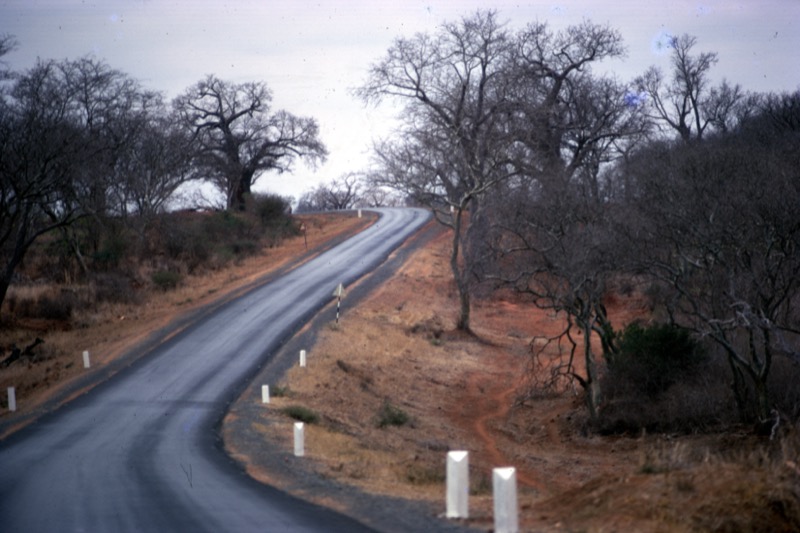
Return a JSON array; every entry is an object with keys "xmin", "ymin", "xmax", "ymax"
[
  {"xmin": 606, "ymin": 322, "xmax": 706, "ymax": 398},
  {"xmin": 93, "ymin": 234, "xmax": 128, "ymax": 270},
  {"xmin": 377, "ymin": 401, "xmax": 410, "ymax": 428},
  {"xmin": 282, "ymin": 405, "xmax": 319, "ymax": 424}
]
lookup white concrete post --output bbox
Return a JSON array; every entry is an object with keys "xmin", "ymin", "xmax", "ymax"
[
  {"xmin": 82, "ymin": 350, "xmax": 91, "ymax": 369},
  {"xmin": 493, "ymin": 467, "xmax": 518, "ymax": 533},
  {"xmin": 299, "ymin": 349, "xmax": 307, "ymax": 367},
  {"xmin": 261, "ymin": 385, "xmax": 270, "ymax": 403},
  {"xmin": 446, "ymin": 451, "xmax": 469, "ymax": 518},
  {"xmin": 358, "ymin": 208, "xmax": 362, "ymax": 218},
  {"xmin": 7, "ymin": 387, "xmax": 16, "ymax": 412},
  {"xmin": 293, "ymin": 422, "xmax": 305, "ymax": 457}
]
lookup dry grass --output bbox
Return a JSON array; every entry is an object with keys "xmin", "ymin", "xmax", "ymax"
[{"xmin": 244, "ymin": 227, "xmax": 800, "ymax": 532}]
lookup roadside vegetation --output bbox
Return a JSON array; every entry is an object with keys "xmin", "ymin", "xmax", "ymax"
[{"xmin": 355, "ymin": 10, "xmax": 800, "ymax": 434}]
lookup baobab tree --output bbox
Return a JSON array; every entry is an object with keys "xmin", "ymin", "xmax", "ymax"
[{"xmin": 174, "ymin": 75, "xmax": 327, "ymax": 211}]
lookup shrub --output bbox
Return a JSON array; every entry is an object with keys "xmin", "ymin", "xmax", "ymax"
[
  {"xmin": 768, "ymin": 356, "xmax": 800, "ymax": 422},
  {"xmin": 249, "ymin": 193, "xmax": 292, "ymax": 227},
  {"xmin": 226, "ymin": 239, "xmax": 258, "ymax": 257},
  {"xmin": 204, "ymin": 210, "xmax": 257, "ymax": 241},
  {"xmin": 270, "ymin": 385, "xmax": 290, "ymax": 398},
  {"xmin": 93, "ymin": 234, "xmax": 128, "ymax": 271},
  {"xmin": 35, "ymin": 292, "xmax": 75, "ymax": 320},
  {"xmin": 151, "ymin": 270, "xmax": 182, "ymax": 291},
  {"xmin": 598, "ymin": 324, "xmax": 732, "ymax": 435},
  {"xmin": 377, "ymin": 401, "xmax": 410, "ymax": 428},
  {"xmin": 93, "ymin": 273, "xmax": 140, "ymax": 304},
  {"xmin": 282, "ymin": 405, "xmax": 319, "ymax": 424},
  {"xmin": 606, "ymin": 322, "xmax": 706, "ymax": 399}
]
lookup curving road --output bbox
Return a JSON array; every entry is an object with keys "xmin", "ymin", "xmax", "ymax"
[{"xmin": 0, "ymin": 208, "xmax": 431, "ymax": 532}]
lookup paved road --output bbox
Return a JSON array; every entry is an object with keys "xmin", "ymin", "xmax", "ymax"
[{"xmin": 0, "ymin": 208, "xmax": 431, "ymax": 532}]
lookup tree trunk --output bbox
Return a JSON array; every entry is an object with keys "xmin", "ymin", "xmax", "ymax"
[
  {"xmin": 754, "ymin": 377, "xmax": 770, "ymax": 424},
  {"xmin": 583, "ymin": 321, "xmax": 601, "ymax": 423},
  {"xmin": 450, "ymin": 207, "xmax": 471, "ymax": 332},
  {"xmin": 230, "ymin": 173, "xmax": 249, "ymax": 211},
  {"xmin": 0, "ymin": 232, "xmax": 28, "ymax": 323},
  {"xmin": 727, "ymin": 354, "xmax": 748, "ymax": 423}
]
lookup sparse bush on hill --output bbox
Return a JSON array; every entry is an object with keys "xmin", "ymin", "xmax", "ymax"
[
  {"xmin": 93, "ymin": 273, "xmax": 140, "ymax": 305},
  {"xmin": 377, "ymin": 401, "xmax": 411, "ymax": 428},
  {"xmin": 2, "ymin": 204, "xmax": 297, "ymax": 324},
  {"xmin": 596, "ymin": 323, "xmax": 736, "ymax": 434},
  {"xmin": 282, "ymin": 405, "xmax": 320, "ymax": 424},
  {"xmin": 606, "ymin": 322, "xmax": 706, "ymax": 399},
  {"xmin": 151, "ymin": 271, "xmax": 182, "ymax": 291}
]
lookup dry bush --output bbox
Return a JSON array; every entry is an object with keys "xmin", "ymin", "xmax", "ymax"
[
  {"xmin": 597, "ymin": 353, "xmax": 736, "ymax": 434},
  {"xmin": 635, "ymin": 433, "xmax": 800, "ymax": 532},
  {"xmin": 93, "ymin": 273, "xmax": 141, "ymax": 305},
  {"xmin": 769, "ymin": 356, "xmax": 800, "ymax": 422},
  {"xmin": 5, "ymin": 285, "xmax": 78, "ymax": 321}
]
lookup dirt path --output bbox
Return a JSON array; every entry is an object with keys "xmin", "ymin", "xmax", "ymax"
[{"xmin": 458, "ymin": 352, "xmax": 546, "ymax": 492}]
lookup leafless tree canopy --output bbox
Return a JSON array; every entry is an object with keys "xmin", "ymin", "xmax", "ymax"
[
  {"xmin": 296, "ymin": 173, "xmax": 363, "ymax": 212},
  {"xmin": 174, "ymin": 75, "xmax": 327, "ymax": 211}
]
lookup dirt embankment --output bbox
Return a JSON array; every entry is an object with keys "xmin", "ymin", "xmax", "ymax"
[{"xmin": 224, "ymin": 224, "xmax": 800, "ymax": 532}]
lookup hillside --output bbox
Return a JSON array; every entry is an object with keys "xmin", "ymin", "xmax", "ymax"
[{"xmin": 224, "ymin": 222, "xmax": 800, "ymax": 532}]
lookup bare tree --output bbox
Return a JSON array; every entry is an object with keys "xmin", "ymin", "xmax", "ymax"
[
  {"xmin": 174, "ymin": 75, "xmax": 327, "ymax": 211},
  {"xmin": 489, "ymin": 186, "xmax": 620, "ymax": 421},
  {"xmin": 621, "ymin": 93, "xmax": 800, "ymax": 423},
  {"xmin": 0, "ymin": 33, "xmax": 17, "ymax": 82},
  {"xmin": 296, "ymin": 173, "xmax": 363, "ymax": 212},
  {"xmin": 0, "ymin": 60, "xmax": 90, "ymax": 316},
  {"xmin": 111, "ymin": 103, "xmax": 195, "ymax": 249},
  {"xmin": 481, "ymin": 20, "xmax": 641, "ymax": 420},
  {"xmin": 358, "ymin": 9, "xmax": 517, "ymax": 331},
  {"xmin": 635, "ymin": 34, "xmax": 747, "ymax": 143},
  {"xmin": 360, "ymin": 183, "xmax": 402, "ymax": 207},
  {"xmin": 56, "ymin": 57, "xmax": 160, "ymax": 266}
]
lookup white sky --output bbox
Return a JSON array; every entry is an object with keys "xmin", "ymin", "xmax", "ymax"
[{"xmin": 2, "ymin": 0, "xmax": 799, "ymax": 202}]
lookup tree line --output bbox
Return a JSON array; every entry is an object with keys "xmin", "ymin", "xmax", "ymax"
[
  {"xmin": 2, "ymin": 9, "xmax": 798, "ymax": 431},
  {"xmin": 0, "ymin": 34, "xmax": 326, "ymax": 316},
  {"xmin": 355, "ymin": 10, "xmax": 799, "ymax": 429}
]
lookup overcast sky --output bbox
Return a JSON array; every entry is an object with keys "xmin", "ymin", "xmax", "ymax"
[{"xmin": 3, "ymin": 0, "xmax": 798, "ymax": 202}]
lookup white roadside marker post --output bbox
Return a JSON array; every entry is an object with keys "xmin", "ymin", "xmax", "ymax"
[
  {"xmin": 82, "ymin": 350, "xmax": 91, "ymax": 369},
  {"xmin": 299, "ymin": 349, "xmax": 307, "ymax": 368},
  {"xmin": 446, "ymin": 451, "xmax": 469, "ymax": 519},
  {"xmin": 261, "ymin": 385, "xmax": 270, "ymax": 404},
  {"xmin": 333, "ymin": 283, "xmax": 345, "ymax": 324},
  {"xmin": 294, "ymin": 422, "xmax": 305, "ymax": 457},
  {"xmin": 7, "ymin": 387, "xmax": 16, "ymax": 412},
  {"xmin": 493, "ymin": 467, "xmax": 519, "ymax": 533},
  {"xmin": 358, "ymin": 208, "xmax": 362, "ymax": 218}
]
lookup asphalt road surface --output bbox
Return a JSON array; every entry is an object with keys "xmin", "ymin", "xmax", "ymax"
[{"xmin": 0, "ymin": 208, "xmax": 431, "ymax": 532}]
